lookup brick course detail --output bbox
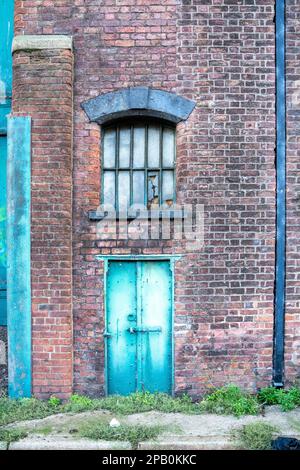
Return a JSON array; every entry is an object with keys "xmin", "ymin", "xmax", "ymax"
[{"xmin": 10, "ymin": 0, "xmax": 300, "ymax": 397}]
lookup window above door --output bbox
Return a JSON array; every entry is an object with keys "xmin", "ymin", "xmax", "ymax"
[
  {"xmin": 102, "ymin": 120, "xmax": 176, "ymax": 211},
  {"xmin": 82, "ymin": 87, "xmax": 196, "ymax": 221}
]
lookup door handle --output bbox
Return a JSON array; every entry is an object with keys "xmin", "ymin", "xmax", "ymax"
[
  {"xmin": 127, "ymin": 327, "xmax": 162, "ymax": 334},
  {"xmin": 103, "ymin": 331, "xmax": 112, "ymax": 338}
]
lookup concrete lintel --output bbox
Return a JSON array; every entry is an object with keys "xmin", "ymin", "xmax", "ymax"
[
  {"xmin": 12, "ymin": 35, "xmax": 73, "ymax": 54},
  {"xmin": 81, "ymin": 87, "xmax": 196, "ymax": 125}
]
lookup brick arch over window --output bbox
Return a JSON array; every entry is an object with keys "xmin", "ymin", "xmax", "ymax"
[{"xmin": 81, "ymin": 87, "xmax": 196, "ymax": 125}]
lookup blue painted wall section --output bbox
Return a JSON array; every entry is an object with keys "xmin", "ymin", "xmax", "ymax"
[
  {"xmin": 0, "ymin": 0, "xmax": 14, "ymax": 325},
  {"xmin": 0, "ymin": 136, "xmax": 7, "ymax": 325},
  {"xmin": 0, "ymin": 0, "xmax": 14, "ymax": 134},
  {"xmin": 273, "ymin": 0, "xmax": 286, "ymax": 387},
  {"xmin": 7, "ymin": 116, "xmax": 32, "ymax": 398}
]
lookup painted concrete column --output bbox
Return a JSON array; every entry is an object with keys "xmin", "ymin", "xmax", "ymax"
[
  {"xmin": 0, "ymin": 0, "xmax": 14, "ymax": 396},
  {"xmin": 7, "ymin": 117, "xmax": 31, "ymax": 398},
  {"xmin": 11, "ymin": 35, "xmax": 73, "ymax": 399}
]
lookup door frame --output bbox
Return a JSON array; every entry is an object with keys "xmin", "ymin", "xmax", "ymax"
[{"xmin": 96, "ymin": 254, "xmax": 180, "ymax": 396}]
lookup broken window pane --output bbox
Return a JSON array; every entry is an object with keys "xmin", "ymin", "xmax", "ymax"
[
  {"xmin": 103, "ymin": 128, "xmax": 116, "ymax": 168},
  {"xmin": 132, "ymin": 171, "xmax": 145, "ymax": 205},
  {"xmin": 162, "ymin": 127, "xmax": 175, "ymax": 168},
  {"xmin": 162, "ymin": 170, "xmax": 174, "ymax": 206},
  {"xmin": 118, "ymin": 171, "xmax": 130, "ymax": 210},
  {"xmin": 147, "ymin": 172, "xmax": 160, "ymax": 209},
  {"xmin": 103, "ymin": 171, "xmax": 115, "ymax": 206},
  {"xmin": 147, "ymin": 125, "xmax": 160, "ymax": 168},
  {"xmin": 119, "ymin": 126, "xmax": 131, "ymax": 168},
  {"xmin": 133, "ymin": 125, "xmax": 145, "ymax": 168}
]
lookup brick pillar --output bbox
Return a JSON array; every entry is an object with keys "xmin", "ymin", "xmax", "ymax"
[{"xmin": 12, "ymin": 36, "xmax": 73, "ymax": 399}]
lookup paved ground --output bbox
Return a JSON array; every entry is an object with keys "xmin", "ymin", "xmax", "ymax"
[{"xmin": 1, "ymin": 406, "xmax": 300, "ymax": 450}]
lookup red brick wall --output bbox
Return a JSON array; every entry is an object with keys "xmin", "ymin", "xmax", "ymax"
[
  {"xmin": 12, "ymin": 47, "xmax": 73, "ymax": 399},
  {"xmin": 13, "ymin": 0, "xmax": 296, "ymax": 398},
  {"xmin": 174, "ymin": 0, "xmax": 276, "ymax": 393},
  {"xmin": 286, "ymin": 0, "xmax": 300, "ymax": 385}
]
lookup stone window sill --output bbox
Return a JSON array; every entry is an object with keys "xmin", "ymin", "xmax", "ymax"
[{"xmin": 88, "ymin": 209, "xmax": 191, "ymax": 221}]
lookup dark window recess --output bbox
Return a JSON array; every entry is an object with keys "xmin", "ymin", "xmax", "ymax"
[{"xmin": 102, "ymin": 122, "xmax": 176, "ymax": 211}]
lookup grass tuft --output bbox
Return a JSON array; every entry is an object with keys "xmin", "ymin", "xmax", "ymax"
[
  {"xmin": 79, "ymin": 422, "xmax": 163, "ymax": 449},
  {"xmin": 0, "ymin": 428, "xmax": 28, "ymax": 445},
  {"xmin": 232, "ymin": 422, "xmax": 277, "ymax": 450}
]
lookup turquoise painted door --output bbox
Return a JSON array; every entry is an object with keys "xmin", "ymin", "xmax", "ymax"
[
  {"xmin": 0, "ymin": 136, "xmax": 7, "ymax": 325},
  {"xmin": 106, "ymin": 261, "xmax": 173, "ymax": 395}
]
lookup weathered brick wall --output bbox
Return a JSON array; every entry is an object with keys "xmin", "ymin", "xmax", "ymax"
[
  {"xmin": 12, "ymin": 46, "xmax": 73, "ymax": 399},
  {"xmin": 12, "ymin": 0, "xmax": 285, "ymax": 397},
  {"xmin": 286, "ymin": 0, "xmax": 300, "ymax": 385},
  {"xmin": 72, "ymin": 0, "xmax": 179, "ymax": 397},
  {"xmin": 174, "ymin": 0, "xmax": 276, "ymax": 393},
  {"xmin": 0, "ymin": 327, "xmax": 7, "ymax": 395}
]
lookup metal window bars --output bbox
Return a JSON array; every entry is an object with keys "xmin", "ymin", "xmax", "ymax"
[{"xmin": 102, "ymin": 120, "xmax": 176, "ymax": 212}]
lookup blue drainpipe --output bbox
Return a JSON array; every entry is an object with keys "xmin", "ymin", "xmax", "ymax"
[{"xmin": 273, "ymin": 0, "xmax": 286, "ymax": 387}]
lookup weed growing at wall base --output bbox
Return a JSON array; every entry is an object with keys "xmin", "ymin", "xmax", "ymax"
[
  {"xmin": 0, "ymin": 396, "xmax": 61, "ymax": 426},
  {"xmin": 199, "ymin": 385, "xmax": 261, "ymax": 416},
  {"xmin": 63, "ymin": 392, "xmax": 201, "ymax": 414},
  {"xmin": 1, "ymin": 386, "xmax": 300, "ymax": 428},
  {"xmin": 79, "ymin": 392, "xmax": 201, "ymax": 415},
  {"xmin": 258, "ymin": 386, "xmax": 300, "ymax": 411}
]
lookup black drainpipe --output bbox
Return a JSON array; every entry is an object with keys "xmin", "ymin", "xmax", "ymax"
[{"xmin": 273, "ymin": 0, "xmax": 286, "ymax": 387}]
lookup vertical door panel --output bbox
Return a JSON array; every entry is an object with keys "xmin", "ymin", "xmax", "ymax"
[
  {"xmin": 106, "ymin": 261, "xmax": 137, "ymax": 395},
  {"xmin": 139, "ymin": 261, "xmax": 172, "ymax": 394}
]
